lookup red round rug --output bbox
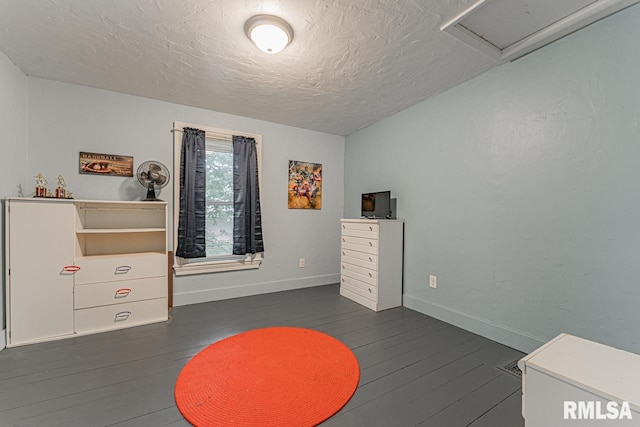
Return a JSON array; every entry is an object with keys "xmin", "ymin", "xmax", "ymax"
[{"xmin": 174, "ymin": 327, "xmax": 360, "ymax": 426}]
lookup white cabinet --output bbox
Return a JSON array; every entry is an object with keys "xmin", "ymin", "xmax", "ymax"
[
  {"xmin": 5, "ymin": 198, "xmax": 168, "ymax": 347},
  {"xmin": 6, "ymin": 200, "xmax": 76, "ymax": 346},
  {"xmin": 518, "ymin": 333, "xmax": 640, "ymax": 426},
  {"xmin": 339, "ymin": 219, "xmax": 403, "ymax": 311}
]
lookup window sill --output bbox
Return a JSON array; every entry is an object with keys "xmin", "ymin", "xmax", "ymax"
[{"xmin": 173, "ymin": 254, "xmax": 262, "ymax": 276}]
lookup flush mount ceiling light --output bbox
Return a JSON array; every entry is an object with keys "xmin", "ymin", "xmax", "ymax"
[{"xmin": 244, "ymin": 15, "xmax": 293, "ymax": 54}]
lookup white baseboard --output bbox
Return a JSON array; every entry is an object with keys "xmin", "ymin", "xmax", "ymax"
[
  {"xmin": 174, "ymin": 274, "xmax": 340, "ymax": 307},
  {"xmin": 0, "ymin": 329, "xmax": 5, "ymax": 351},
  {"xmin": 403, "ymin": 294, "xmax": 546, "ymax": 354}
]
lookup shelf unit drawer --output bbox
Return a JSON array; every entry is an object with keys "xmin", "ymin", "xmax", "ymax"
[
  {"xmin": 341, "ymin": 277, "xmax": 377, "ymax": 301},
  {"xmin": 74, "ymin": 277, "xmax": 166, "ymax": 309},
  {"xmin": 74, "ymin": 254, "xmax": 166, "ymax": 285},
  {"xmin": 74, "ymin": 298, "xmax": 168, "ymax": 334}
]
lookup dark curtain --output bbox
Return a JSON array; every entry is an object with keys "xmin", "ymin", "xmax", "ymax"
[
  {"xmin": 232, "ymin": 135, "xmax": 264, "ymax": 255},
  {"xmin": 176, "ymin": 127, "xmax": 206, "ymax": 258}
]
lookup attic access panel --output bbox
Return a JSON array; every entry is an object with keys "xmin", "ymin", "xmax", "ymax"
[
  {"xmin": 441, "ymin": 0, "xmax": 640, "ymax": 62},
  {"xmin": 460, "ymin": 0, "xmax": 599, "ymax": 50}
]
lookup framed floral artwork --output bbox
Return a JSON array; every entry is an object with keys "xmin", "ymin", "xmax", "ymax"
[{"xmin": 288, "ymin": 160, "xmax": 322, "ymax": 209}]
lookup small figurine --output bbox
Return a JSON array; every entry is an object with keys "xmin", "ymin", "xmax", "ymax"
[
  {"xmin": 55, "ymin": 175, "xmax": 67, "ymax": 198},
  {"xmin": 34, "ymin": 173, "xmax": 48, "ymax": 197}
]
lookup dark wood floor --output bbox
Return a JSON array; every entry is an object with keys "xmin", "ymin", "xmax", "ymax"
[{"xmin": 0, "ymin": 284, "xmax": 524, "ymax": 426}]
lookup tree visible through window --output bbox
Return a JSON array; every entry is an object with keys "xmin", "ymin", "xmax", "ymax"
[
  {"xmin": 205, "ymin": 138, "xmax": 233, "ymax": 256},
  {"xmin": 173, "ymin": 121, "xmax": 263, "ymax": 275}
]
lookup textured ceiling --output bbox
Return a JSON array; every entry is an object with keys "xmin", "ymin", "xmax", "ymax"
[{"xmin": 0, "ymin": 0, "xmax": 502, "ymax": 135}]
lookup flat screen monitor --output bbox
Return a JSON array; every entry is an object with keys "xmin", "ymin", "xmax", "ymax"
[{"xmin": 361, "ymin": 191, "xmax": 391, "ymax": 218}]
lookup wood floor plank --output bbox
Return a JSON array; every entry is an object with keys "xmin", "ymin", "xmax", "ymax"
[
  {"xmin": 418, "ymin": 373, "xmax": 521, "ymax": 426},
  {"xmin": 334, "ymin": 337, "xmax": 490, "ymax": 415},
  {"xmin": 108, "ymin": 406, "xmax": 185, "ymax": 427},
  {"xmin": 0, "ymin": 284, "xmax": 525, "ymax": 426},
  {"xmin": 358, "ymin": 330, "xmax": 486, "ymax": 385},
  {"xmin": 327, "ymin": 364, "xmax": 501, "ymax": 426},
  {"xmin": 353, "ymin": 321, "xmax": 453, "ymax": 369},
  {"xmin": 0, "ymin": 348, "xmax": 191, "ymax": 423},
  {"xmin": 467, "ymin": 388, "xmax": 524, "ymax": 427}
]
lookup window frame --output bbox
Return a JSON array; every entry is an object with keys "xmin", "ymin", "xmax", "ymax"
[{"xmin": 172, "ymin": 121, "xmax": 263, "ymax": 276}]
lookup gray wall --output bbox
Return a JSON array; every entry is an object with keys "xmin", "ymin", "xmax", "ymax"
[
  {"xmin": 344, "ymin": 5, "xmax": 640, "ymax": 353},
  {"xmin": 0, "ymin": 51, "xmax": 28, "ymax": 348},
  {"xmin": 19, "ymin": 77, "xmax": 345, "ymax": 307}
]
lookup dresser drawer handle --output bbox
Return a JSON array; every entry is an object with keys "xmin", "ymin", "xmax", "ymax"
[
  {"xmin": 342, "ymin": 251, "xmax": 346, "ymax": 256},
  {"xmin": 368, "ymin": 288, "xmax": 372, "ymax": 293},
  {"xmin": 369, "ymin": 272, "xmax": 373, "ymax": 278},
  {"xmin": 369, "ymin": 226, "xmax": 373, "ymax": 231},
  {"xmin": 342, "ymin": 264, "xmax": 345, "ymax": 269},
  {"xmin": 342, "ymin": 224, "xmax": 345, "ymax": 229},
  {"xmin": 62, "ymin": 265, "xmax": 81, "ymax": 272},
  {"xmin": 342, "ymin": 238, "xmax": 345, "ymax": 242},
  {"xmin": 115, "ymin": 288, "xmax": 132, "ymax": 297},
  {"xmin": 369, "ymin": 257, "xmax": 373, "ymax": 262},
  {"xmin": 341, "ymin": 278, "xmax": 345, "ymax": 283},
  {"xmin": 114, "ymin": 311, "xmax": 131, "ymax": 322},
  {"xmin": 115, "ymin": 265, "xmax": 132, "ymax": 274},
  {"xmin": 369, "ymin": 241, "xmax": 373, "ymax": 246}
]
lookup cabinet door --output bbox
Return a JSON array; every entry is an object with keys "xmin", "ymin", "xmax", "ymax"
[{"xmin": 7, "ymin": 201, "xmax": 75, "ymax": 345}]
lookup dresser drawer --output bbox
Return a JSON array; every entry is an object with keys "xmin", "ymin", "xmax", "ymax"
[
  {"xmin": 341, "ymin": 226, "xmax": 378, "ymax": 240},
  {"xmin": 74, "ymin": 298, "xmax": 167, "ymax": 334},
  {"xmin": 74, "ymin": 277, "xmax": 166, "ymax": 309},
  {"xmin": 341, "ymin": 277, "xmax": 377, "ymax": 302},
  {"xmin": 341, "ymin": 262, "xmax": 377, "ymax": 285},
  {"xmin": 341, "ymin": 251, "xmax": 377, "ymax": 270},
  {"xmin": 341, "ymin": 222, "xmax": 379, "ymax": 233},
  {"xmin": 342, "ymin": 229, "xmax": 378, "ymax": 240},
  {"xmin": 74, "ymin": 254, "xmax": 166, "ymax": 285},
  {"xmin": 341, "ymin": 241, "xmax": 378, "ymax": 255},
  {"xmin": 341, "ymin": 235, "xmax": 378, "ymax": 247},
  {"xmin": 341, "ymin": 248, "xmax": 378, "ymax": 264}
]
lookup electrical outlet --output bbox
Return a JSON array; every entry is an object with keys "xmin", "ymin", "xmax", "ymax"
[
  {"xmin": 299, "ymin": 258, "xmax": 305, "ymax": 268},
  {"xmin": 429, "ymin": 275, "xmax": 437, "ymax": 289}
]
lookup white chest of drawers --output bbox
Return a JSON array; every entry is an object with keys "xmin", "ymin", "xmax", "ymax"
[{"xmin": 340, "ymin": 219, "xmax": 403, "ymax": 311}]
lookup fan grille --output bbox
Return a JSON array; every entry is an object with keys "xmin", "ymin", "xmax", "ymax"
[
  {"xmin": 137, "ymin": 161, "xmax": 170, "ymax": 189},
  {"xmin": 137, "ymin": 161, "xmax": 170, "ymax": 201}
]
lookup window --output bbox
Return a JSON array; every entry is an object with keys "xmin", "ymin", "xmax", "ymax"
[
  {"xmin": 205, "ymin": 138, "xmax": 234, "ymax": 256},
  {"xmin": 172, "ymin": 121, "xmax": 263, "ymax": 275}
]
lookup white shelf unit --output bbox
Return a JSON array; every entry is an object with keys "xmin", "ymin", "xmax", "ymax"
[
  {"xmin": 5, "ymin": 198, "xmax": 169, "ymax": 347},
  {"xmin": 339, "ymin": 219, "xmax": 404, "ymax": 311},
  {"xmin": 75, "ymin": 201, "xmax": 167, "ymax": 257}
]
